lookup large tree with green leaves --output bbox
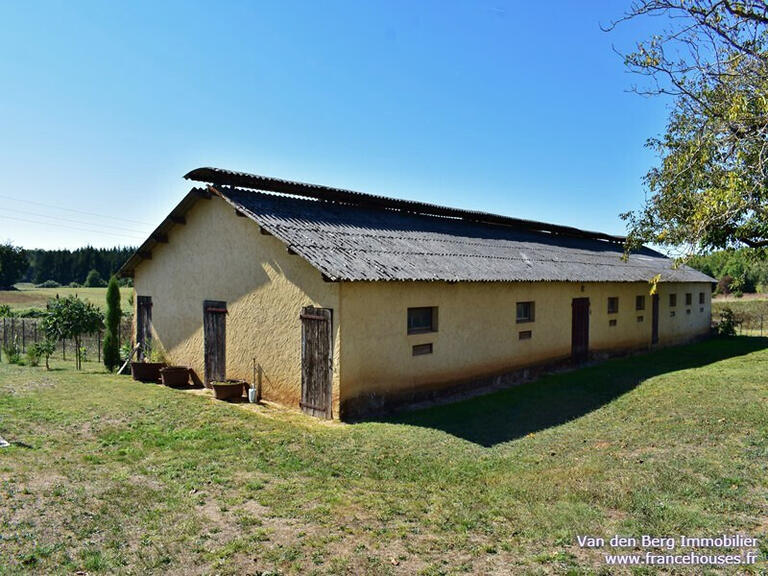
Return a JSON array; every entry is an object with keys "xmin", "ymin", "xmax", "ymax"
[
  {"xmin": 0, "ymin": 242, "xmax": 29, "ymax": 289},
  {"xmin": 608, "ymin": 1, "xmax": 768, "ymax": 256},
  {"xmin": 102, "ymin": 275, "xmax": 121, "ymax": 371}
]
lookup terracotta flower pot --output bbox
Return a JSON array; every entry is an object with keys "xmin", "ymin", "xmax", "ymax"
[
  {"xmin": 130, "ymin": 362, "xmax": 166, "ymax": 383},
  {"xmin": 160, "ymin": 366, "xmax": 190, "ymax": 387},
  {"xmin": 211, "ymin": 379, "xmax": 247, "ymax": 400}
]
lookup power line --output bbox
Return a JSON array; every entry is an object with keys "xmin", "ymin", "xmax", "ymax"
[
  {"xmin": 0, "ymin": 193, "xmax": 155, "ymax": 225},
  {"xmin": 0, "ymin": 214, "xmax": 145, "ymax": 241},
  {"xmin": 0, "ymin": 206, "xmax": 150, "ymax": 235}
]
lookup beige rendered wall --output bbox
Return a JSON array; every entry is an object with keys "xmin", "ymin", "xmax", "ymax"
[
  {"xmin": 132, "ymin": 196, "xmax": 340, "ymax": 410},
  {"xmin": 338, "ymin": 280, "xmax": 711, "ymax": 414}
]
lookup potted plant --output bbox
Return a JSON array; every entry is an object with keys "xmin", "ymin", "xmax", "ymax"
[
  {"xmin": 130, "ymin": 340, "xmax": 167, "ymax": 383},
  {"xmin": 160, "ymin": 366, "xmax": 190, "ymax": 387},
  {"xmin": 210, "ymin": 379, "xmax": 247, "ymax": 401}
]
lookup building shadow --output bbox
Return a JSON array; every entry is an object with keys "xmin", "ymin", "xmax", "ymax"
[{"xmin": 386, "ymin": 337, "xmax": 768, "ymax": 447}]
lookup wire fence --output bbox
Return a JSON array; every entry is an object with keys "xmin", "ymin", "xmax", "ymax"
[
  {"xmin": 712, "ymin": 310, "xmax": 767, "ymax": 336},
  {"xmin": 0, "ymin": 317, "xmax": 133, "ymax": 364}
]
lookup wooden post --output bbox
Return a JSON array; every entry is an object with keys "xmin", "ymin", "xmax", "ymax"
[
  {"xmin": 62, "ymin": 339, "xmax": 66, "ymax": 361},
  {"xmin": 97, "ymin": 332, "xmax": 101, "ymax": 363},
  {"xmin": 21, "ymin": 320, "xmax": 25, "ymax": 353},
  {"xmin": 34, "ymin": 321, "xmax": 38, "ymax": 343}
]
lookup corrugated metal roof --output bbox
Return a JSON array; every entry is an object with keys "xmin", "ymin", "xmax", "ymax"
[{"xmin": 213, "ymin": 185, "xmax": 713, "ymax": 284}]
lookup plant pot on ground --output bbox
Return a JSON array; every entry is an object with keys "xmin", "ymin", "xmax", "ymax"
[
  {"xmin": 211, "ymin": 379, "xmax": 247, "ymax": 401},
  {"xmin": 160, "ymin": 366, "xmax": 190, "ymax": 387},
  {"xmin": 130, "ymin": 341, "xmax": 167, "ymax": 383},
  {"xmin": 131, "ymin": 361, "xmax": 166, "ymax": 383}
]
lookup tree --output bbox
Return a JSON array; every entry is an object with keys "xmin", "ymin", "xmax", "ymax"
[
  {"xmin": 0, "ymin": 242, "xmax": 29, "ymax": 289},
  {"xmin": 607, "ymin": 1, "xmax": 768, "ymax": 255},
  {"xmin": 84, "ymin": 268, "xmax": 106, "ymax": 287},
  {"xmin": 43, "ymin": 296, "xmax": 103, "ymax": 370},
  {"xmin": 103, "ymin": 275, "xmax": 121, "ymax": 371}
]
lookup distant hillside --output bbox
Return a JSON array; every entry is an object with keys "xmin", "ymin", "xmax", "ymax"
[{"xmin": 22, "ymin": 246, "xmax": 136, "ymax": 286}]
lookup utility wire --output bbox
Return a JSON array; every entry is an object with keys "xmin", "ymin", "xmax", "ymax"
[
  {"xmin": 0, "ymin": 214, "xmax": 145, "ymax": 241},
  {"xmin": 0, "ymin": 193, "xmax": 155, "ymax": 225},
  {"xmin": 0, "ymin": 206, "xmax": 150, "ymax": 235}
]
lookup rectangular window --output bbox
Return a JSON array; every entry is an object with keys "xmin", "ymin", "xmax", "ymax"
[
  {"xmin": 636, "ymin": 295, "xmax": 645, "ymax": 311},
  {"xmin": 669, "ymin": 293, "xmax": 677, "ymax": 307},
  {"xmin": 670, "ymin": 310, "xmax": 676, "ymax": 317},
  {"xmin": 607, "ymin": 297, "xmax": 619, "ymax": 314},
  {"xmin": 518, "ymin": 330, "xmax": 532, "ymax": 340},
  {"xmin": 407, "ymin": 307, "xmax": 438, "ymax": 334},
  {"xmin": 685, "ymin": 293, "xmax": 692, "ymax": 306},
  {"xmin": 637, "ymin": 315, "xmax": 644, "ymax": 322},
  {"xmin": 412, "ymin": 343, "xmax": 433, "ymax": 356},
  {"xmin": 609, "ymin": 319, "xmax": 617, "ymax": 327},
  {"xmin": 516, "ymin": 301, "xmax": 535, "ymax": 323},
  {"xmin": 699, "ymin": 292, "xmax": 705, "ymax": 304}
]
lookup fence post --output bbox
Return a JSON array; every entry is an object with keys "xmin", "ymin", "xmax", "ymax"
[
  {"xmin": 97, "ymin": 332, "xmax": 101, "ymax": 363},
  {"xmin": 62, "ymin": 339, "xmax": 66, "ymax": 361},
  {"xmin": 21, "ymin": 319, "xmax": 25, "ymax": 353},
  {"xmin": 34, "ymin": 321, "xmax": 38, "ymax": 343}
]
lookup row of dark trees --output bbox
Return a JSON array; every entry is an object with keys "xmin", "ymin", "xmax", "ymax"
[{"xmin": 22, "ymin": 246, "xmax": 135, "ymax": 286}]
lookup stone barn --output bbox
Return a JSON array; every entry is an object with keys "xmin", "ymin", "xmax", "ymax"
[{"xmin": 119, "ymin": 167, "xmax": 714, "ymax": 419}]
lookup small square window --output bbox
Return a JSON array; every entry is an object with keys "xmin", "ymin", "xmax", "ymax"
[
  {"xmin": 516, "ymin": 301, "xmax": 535, "ymax": 323},
  {"xmin": 669, "ymin": 294, "xmax": 677, "ymax": 307},
  {"xmin": 700, "ymin": 307, "xmax": 704, "ymax": 312},
  {"xmin": 670, "ymin": 310, "xmax": 676, "ymax": 317},
  {"xmin": 685, "ymin": 293, "xmax": 692, "ymax": 306},
  {"xmin": 607, "ymin": 297, "xmax": 619, "ymax": 314},
  {"xmin": 636, "ymin": 295, "xmax": 645, "ymax": 311},
  {"xmin": 699, "ymin": 292, "xmax": 705, "ymax": 304},
  {"xmin": 518, "ymin": 330, "xmax": 532, "ymax": 340},
  {"xmin": 412, "ymin": 343, "xmax": 433, "ymax": 356},
  {"xmin": 637, "ymin": 315, "xmax": 644, "ymax": 322},
  {"xmin": 609, "ymin": 319, "xmax": 617, "ymax": 326},
  {"xmin": 407, "ymin": 307, "xmax": 438, "ymax": 334},
  {"xmin": 686, "ymin": 309, "xmax": 691, "ymax": 314}
]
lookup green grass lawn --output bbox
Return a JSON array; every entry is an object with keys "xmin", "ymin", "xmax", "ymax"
[
  {"xmin": 0, "ymin": 283, "xmax": 132, "ymax": 312},
  {"xmin": 1, "ymin": 339, "xmax": 767, "ymax": 574}
]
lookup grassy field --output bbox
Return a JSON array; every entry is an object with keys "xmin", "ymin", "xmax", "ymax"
[
  {"xmin": 1, "ymin": 338, "xmax": 767, "ymax": 574},
  {"xmin": 0, "ymin": 283, "xmax": 132, "ymax": 312}
]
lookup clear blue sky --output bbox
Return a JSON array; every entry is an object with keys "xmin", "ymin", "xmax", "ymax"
[{"xmin": 0, "ymin": 0, "xmax": 668, "ymax": 250}]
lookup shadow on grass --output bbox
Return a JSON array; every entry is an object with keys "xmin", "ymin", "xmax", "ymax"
[{"xmin": 389, "ymin": 337, "xmax": 768, "ymax": 447}]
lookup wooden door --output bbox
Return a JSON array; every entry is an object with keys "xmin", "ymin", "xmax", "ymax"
[
  {"xmin": 136, "ymin": 295, "xmax": 152, "ymax": 360},
  {"xmin": 203, "ymin": 301, "xmax": 227, "ymax": 386},
  {"xmin": 571, "ymin": 297, "xmax": 590, "ymax": 363},
  {"xmin": 651, "ymin": 293, "xmax": 659, "ymax": 345},
  {"xmin": 300, "ymin": 306, "xmax": 333, "ymax": 419}
]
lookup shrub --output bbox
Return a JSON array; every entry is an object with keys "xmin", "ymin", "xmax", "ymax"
[
  {"xmin": 84, "ymin": 269, "xmax": 106, "ymax": 288},
  {"xmin": 0, "ymin": 304, "xmax": 13, "ymax": 317},
  {"xmin": 68, "ymin": 281, "xmax": 81, "ymax": 288},
  {"xmin": 103, "ymin": 276, "xmax": 121, "ymax": 372},
  {"xmin": 25, "ymin": 346, "xmax": 40, "ymax": 367},
  {"xmin": 2, "ymin": 335, "xmax": 22, "ymax": 364},
  {"xmin": 36, "ymin": 280, "xmax": 61, "ymax": 288},
  {"xmin": 118, "ymin": 277, "xmax": 133, "ymax": 287},
  {"xmin": 29, "ymin": 340, "xmax": 56, "ymax": 370},
  {"xmin": 716, "ymin": 307, "xmax": 738, "ymax": 336},
  {"xmin": 716, "ymin": 275, "xmax": 733, "ymax": 295}
]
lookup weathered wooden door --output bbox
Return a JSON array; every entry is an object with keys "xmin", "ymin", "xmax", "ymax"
[
  {"xmin": 203, "ymin": 301, "xmax": 227, "ymax": 386},
  {"xmin": 300, "ymin": 306, "xmax": 333, "ymax": 419},
  {"xmin": 571, "ymin": 297, "xmax": 590, "ymax": 363},
  {"xmin": 651, "ymin": 294, "xmax": 660, "ymax": 345},
  {"xmin": 136, "ymin": 295, "xmax": 152, "ymax": 360}
]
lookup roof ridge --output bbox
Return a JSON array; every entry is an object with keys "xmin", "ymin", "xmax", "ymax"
[{"xmin": 186, "ymin": 167, "xmax": 627, "ymax": 244}]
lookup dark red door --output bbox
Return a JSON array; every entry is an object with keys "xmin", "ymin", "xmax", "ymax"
[
  {"xmin": 651, "ymin": 294, "xmax": 659, "ymax": 344},
  {"xmin": 571, "ymin": 297, "xmax": 590, "ymax": 363}
]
